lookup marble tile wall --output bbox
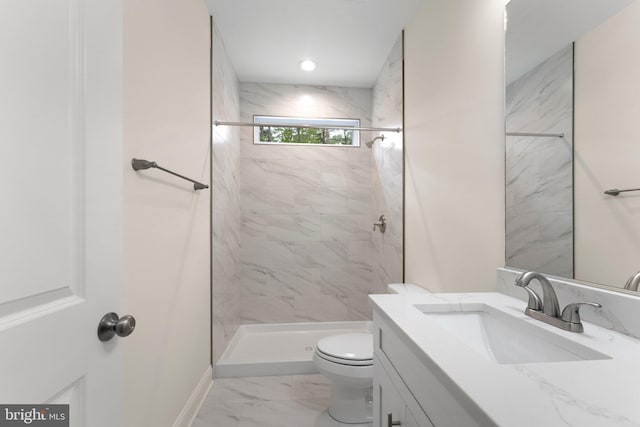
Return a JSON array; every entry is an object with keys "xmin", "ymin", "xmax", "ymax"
[
  {"xmin": 238, "ymin": 83, "xmax": 381, "ymax": 323},
  {"xmin": 371, "ymin": 35, "xmax": 404, "ymax": 292},
  {"xmin": 505, "ymin": 45, "xmax": 574, "ymax": 278},
  {"xmin": 212, "ymin": 23, "xmax": 242, "ymax": 361}
]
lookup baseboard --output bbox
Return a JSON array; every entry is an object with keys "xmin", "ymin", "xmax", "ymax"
[{"xmin": 173, "ymin": 365, "xmax": 213, "ymax": 427}]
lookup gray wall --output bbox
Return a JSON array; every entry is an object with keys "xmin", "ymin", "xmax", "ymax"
[
  {"xmin": 371, "ymin": 35, "xmax": 404, "ymax": 290},
  {"xmin": 212, "ymin": 39, "xmax": 405, "ymax": 358},
  {"xmin": 238, "ymin": 83, "xmax": 379, "ymax": 323},
  {"xmin": 212, "ymin": 22, "xmax": 242, "ymax": 361},
  {"xmin": 505, "ymin": 45, "xmax": 573, "ymax": 277}
]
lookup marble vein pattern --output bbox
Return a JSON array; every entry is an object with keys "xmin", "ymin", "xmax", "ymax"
[
  {"xmin": 371, "ymin": 35, "xmax": 404, "ymax": 291},
  {"xmin": 511, "ymin": 365, "xmax": 639, "ymax": 427},
  {"xmin": 238, "ymin": 82, "xmax": 385, "ymax": 324},
  {"xmin": 371, "ymin": 289, "xmax": 640, "ymax": 426},
  {"xmin": 505, "ymin": 44, "xmax": 574, "ymax": 277},
  {"xmin": 213, "ymin": 40, "xmax": 405, "ymax": 358},
  {"xmin": 212, "ymin": 22, "xmax": 242, "ymax": 362},
  {"xmin": 192, "ymin": 375, "xmax": 371, "ymax": 427}
]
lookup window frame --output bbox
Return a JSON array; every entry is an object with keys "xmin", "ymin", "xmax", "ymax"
[{"xmin": 252, "ymin": 115, "xmax": 361, "ymax": 147}]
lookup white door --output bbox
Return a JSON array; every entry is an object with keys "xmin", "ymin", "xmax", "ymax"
[{"xmin": 0, "ymin": 0, "xmax": 124, "ymax": 426}]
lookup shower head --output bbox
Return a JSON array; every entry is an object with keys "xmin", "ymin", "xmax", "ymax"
[{"xmin": 365, "ymin": 134, "xmax": 384, "ymax": 148}]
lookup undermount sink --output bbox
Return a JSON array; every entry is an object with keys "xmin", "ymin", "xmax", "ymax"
[{"xmin": 415, "ymin": 303, "xmax": 610, "ymax": 364}]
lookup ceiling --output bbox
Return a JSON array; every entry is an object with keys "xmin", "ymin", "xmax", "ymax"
[
  {"xmin": 506, "ymin": 0, "xmax": 635, "ymax": 84},
  {"xmin": 206, "ymin": 0, "xmax": 427, "ymax": 88}
]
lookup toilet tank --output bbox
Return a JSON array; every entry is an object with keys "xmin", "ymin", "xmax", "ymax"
[{"xmin": 387, "ymin": 283, "xmax": 431, "ymax": 294}]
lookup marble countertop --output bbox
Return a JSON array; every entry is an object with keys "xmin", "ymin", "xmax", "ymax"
[{"xmin": 370, "ymin": 292, "xmax": 640, "ymax": 427}]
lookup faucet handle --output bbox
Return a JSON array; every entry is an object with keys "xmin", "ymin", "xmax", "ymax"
[
  {"xmin": 561, "ymin": 302, "xmax": 602, "ymax": 324},
  {"xmin": 624, "ymin": 271, "xmax": 640, "ymax": 291}
]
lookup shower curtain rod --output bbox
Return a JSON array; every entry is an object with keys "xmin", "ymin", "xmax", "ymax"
[{"xmin": 214, "ymin": 120, "xmax": 402, "ymax": 133}]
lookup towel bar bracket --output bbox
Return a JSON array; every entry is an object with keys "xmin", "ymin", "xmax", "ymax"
[{"xmin": 604, "ymin": 188, "xmax": 640, "ymax": 197}]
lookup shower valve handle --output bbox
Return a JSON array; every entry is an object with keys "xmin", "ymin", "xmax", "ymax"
[{"xmin": 373, "ymin": 215, "xmax": 387, "ymax": 233}]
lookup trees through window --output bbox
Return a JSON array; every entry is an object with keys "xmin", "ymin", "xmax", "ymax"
[{"xmin": 253, "ymin": 116, "xmax": 360, "ymax": 146}]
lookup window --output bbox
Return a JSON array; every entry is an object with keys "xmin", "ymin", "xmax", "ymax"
[{"xmin": 253, "ymin": 115, "xmax": 360, "ymax": 147}]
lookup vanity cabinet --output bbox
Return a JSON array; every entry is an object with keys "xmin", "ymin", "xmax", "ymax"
[
  {"xmin": 373, "ymin": 309, "xmax": 495, "ymax": 427},
  {"xmin": 374, "ymin": 354, "xmax": 432, "ymax": 427}
]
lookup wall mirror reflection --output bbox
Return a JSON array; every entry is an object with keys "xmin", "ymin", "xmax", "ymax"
[{"xmin": 505, "ymin": 0, "xmax": 640, "ymax": 292}]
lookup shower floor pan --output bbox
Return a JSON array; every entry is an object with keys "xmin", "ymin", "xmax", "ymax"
[{"xmin": 215, "ymin": 321, "xmax": 372, "ymax": 378}]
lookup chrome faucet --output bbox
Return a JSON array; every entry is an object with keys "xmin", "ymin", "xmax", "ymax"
[
  {"xmin": 514, "ymin": 271, "xmax": 601, "ymax": 333},
  {"xmin": 624, "ymin": 271, "xmax": 640, "ymax": 291},
  {"xmin": 515, "ymin": 271, "xmax": 560, "ymax": 317}
]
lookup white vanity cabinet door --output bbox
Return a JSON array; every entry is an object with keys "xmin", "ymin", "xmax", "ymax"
[
  {"xmin": 374, "ymin": 355, "xmax": 434, "ymax": 427},
  {"xmin": 406, "ymin": 407, "xmax": 429, "ymax": 427},
  {"xmin": 373, "ymin": 310, "xmax": 495, "ymax": 427},
  {"xmin": 374, "ymin": 356, "xmax": 405, "ymax": 427}
]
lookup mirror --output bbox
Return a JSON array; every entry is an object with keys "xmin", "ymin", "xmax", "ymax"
[{"xmin": 505, "ymin": 0, "xmax": 640, "ymax": 291}]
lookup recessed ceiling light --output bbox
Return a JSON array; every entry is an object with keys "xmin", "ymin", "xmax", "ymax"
[{"xmin": 299, "ymin": 60, "xmax": 316, "ymax": 72}]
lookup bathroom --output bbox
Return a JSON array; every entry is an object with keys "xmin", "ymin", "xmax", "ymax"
[{"xmin": 2, "ymin": 0, "xmax": 640, "ymax": 426}]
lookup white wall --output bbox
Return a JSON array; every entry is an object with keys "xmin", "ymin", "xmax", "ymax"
[
  {"xmin": 574, "ymin": 0, "xmax": 640, "ymax": 287},
  {"xmin": 123, "ymin": 0, "xmax": 211, "ymax": 425},
  {"xmin": 403, "ymin": 0, "xmax": 505, "ymax": 292}
]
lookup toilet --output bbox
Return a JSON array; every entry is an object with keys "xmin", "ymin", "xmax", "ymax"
[
  {"xmin": 313, "ymin": 332, "xmax": 373, "ymax": 424},
  {"xmin": 314, "ymin": 284, "xmax": 427, "ymax": 424}
]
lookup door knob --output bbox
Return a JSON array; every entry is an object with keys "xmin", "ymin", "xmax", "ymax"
[{"xmin": 98, "ymin": 312, "xmax": 136, "ymax": 341}]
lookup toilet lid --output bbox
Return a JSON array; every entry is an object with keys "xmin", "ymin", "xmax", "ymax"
[{"xmin": 316, "ymin": 333, "xmax": 373, "ymax": 364}]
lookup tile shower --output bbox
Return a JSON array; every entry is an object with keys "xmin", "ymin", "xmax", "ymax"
[
  {"xmin": 505, "ymin": 44, "xmax": 573, "ymax": 278},
  {"xmin": 212, "ymin": 26, "xmax": 403, "ymax": 363},
  {"xmin": 238, "ymin": 82, "xmax": 376, "ymax": 326},
  {"xmin": 212, "ymin": 23, "xmax": 242, "ymax": 362}
]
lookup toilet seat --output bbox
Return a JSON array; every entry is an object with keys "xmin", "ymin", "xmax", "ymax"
[
  {"xmin": 315, "ymin": 333, "xmax": 373, "ymax": 366},
  {"xmin": 313, "ymin": 332, "xmax": 374, "ymax": 424},
  {"xmin": 315, "ymin": 350, "xmax": 373, "ymax": 366}
]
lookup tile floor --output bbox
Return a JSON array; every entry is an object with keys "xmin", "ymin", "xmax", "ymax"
[{"xmin": 192, "ymin": 375, "xmax": 372, "ymax": 427}]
